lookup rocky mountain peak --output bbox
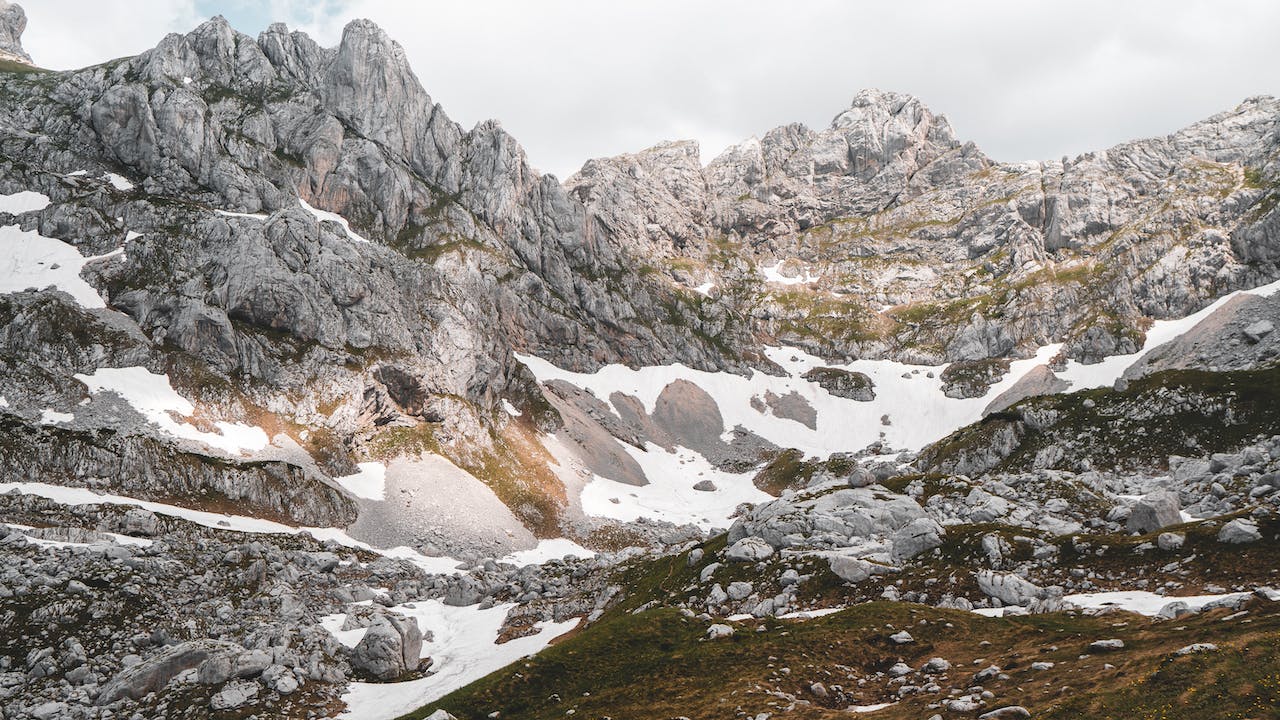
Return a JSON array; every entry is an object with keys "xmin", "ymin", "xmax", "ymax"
[{"xmin": 0, "ymin": 0, "xmax": 31, "ymax": 65}]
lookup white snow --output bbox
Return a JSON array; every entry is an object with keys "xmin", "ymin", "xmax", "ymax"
[
  {"xmin": 580, "ymin": 442, "xmax": 771, "ymax": 529},
  {"xmin": 74, "ymin": 366, "xmax": 270, "ymax": 455},
  {"xmin": 693, "ymin": 281, "xmax": 716, "ymax": 296},
  {"xmin": 300, "ymin": 198, "xmax": 370, "ymax": 243},
  {"xmin": 519, "ymin": 342, "xmax": 1061, "ymax": 459},
  {"xmin": 0, "ymin": 480, "xmax": 467, "ymax": 575},
  {"xmin": 501, "ymin": 399, "xmax": 523, "ymax": 417},
  {"xmin": 38, "ymin": 409, "xmax": 74, "ymax": 425},
  {"xmin": 182, "ymin": 76, "xmax": 192, "ymax": 85},
  {"xmin": 777, "ymin": 606, "xmax": 847, "ymax": 620},
  {"xmin": 66, "ymin": 170, "xmax": 88, "ymax": 177},
  {"xmin": 1057, "ymin": 276, "xmax": 1280, "ymax": 390},
  {"xmin": 0, "ymin": 396, "xmax": 8, "ymax": 408},
  {"xmin": 214, "ymin": 209, "xmax": 268, "ymax": 220},
  {"xmin": 1064, "ymin": 590, "xmax": 1252, "ymax": 616},
  {"xmin": 973, "ymin": 590, "xmax": 1256, "ymax": 618},
  {"xmin": 0, "ymin": 224, "xmax": 121, "ymax": 308},
  {"xmin": 106, "ymin": 174, "xmax": 134, "ymax": 191},
  {"xmin": 10, "ymin": 522, "xmax": 154, "ymax": 550},
  {"xmin": 0, "ymin": 190, "xmax": 51, "ymax": 214},
  {"xmin": 334, "ymin": 462, "xmax": 388, "ymax": 501},
  {"xmin": 498, "ymin": 538, "xmax": 595, "ymax": 567},
  {"xmin": 317, "ymin": 613, "xmax": 368, "ymax": 649},
  {"xmin": 337, "ymin": 600, "xmax": 578, "ymax": 720},
  {"xmin": 761, "ymin": 261, "xmax": 820, "ymax": 285},
  {"xmin": 851, "ymin": 702, "xmax": 895, "ymax": 713}
]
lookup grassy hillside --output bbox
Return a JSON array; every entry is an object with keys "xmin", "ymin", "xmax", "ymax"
[{"xmin": 404, "ymin": 598, "xmax": 1280, "ymax": 720}]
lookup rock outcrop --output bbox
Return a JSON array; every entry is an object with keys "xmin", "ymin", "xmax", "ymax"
[{"xmin": 0, "ymin": 1, "xmax": 30, "ymax": 65}]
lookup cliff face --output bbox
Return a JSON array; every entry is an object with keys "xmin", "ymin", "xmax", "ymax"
[
  {"xmin": 0, "ymin": 10, "xmax": 1278, "ymax": 540},
  {"xmin": 569, "ymin": 90, "xmax": 1280, "ymax": 365}
]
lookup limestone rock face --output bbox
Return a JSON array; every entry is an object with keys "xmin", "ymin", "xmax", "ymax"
[{"xmin": 0, "ymin": 1, "xmax": 30, "ymax": 64}]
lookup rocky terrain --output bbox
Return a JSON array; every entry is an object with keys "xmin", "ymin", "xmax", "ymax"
[{"xmin": 1, "ymin": 3, "xmax": 1279, "ymax": 719}]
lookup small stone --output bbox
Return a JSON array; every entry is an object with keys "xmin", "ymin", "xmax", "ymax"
[
  {"xmin": 1156, "ymin": 532, "xmax": 1185, "ymax": 551},
  {"xmin": 1175, "ymin": 643, "xmax": 1218, "ymax": 656},
  {"xmin": 889, "ymin": 630, "xmax": 914, "ymax": 644},
  {"xmin": 692, "ymin": 480, "xmax": 717, "ymax": 492},
  {"xmin": 979, "ymin": 707, "xmax": 1031, "ymax": 720},
  {"xmin": 1089, "ymin": 638, "xmax": 1125, "ymax": 652},
  {"xmin": 706, "ymin": 624, "xmax": 734, "ymax": 640}
]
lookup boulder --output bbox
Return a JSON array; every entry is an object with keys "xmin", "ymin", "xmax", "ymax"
[
  {"xmin": 976, "ymin": 570, "xmax": 1043, "ymax": 606},
  {"xmin": 1126, "ymin": 490, "xmax": 1182, "ymax": 534},
  {"xmin": 1244, "ymin": 319, "xmax": 1275, "ymax": 343},
  {"xmin": 1156, "ymin": 532, "xmax": 1185, "ymax": 551},
  {"xmin": 829, "ymin": 556, "xmax": 872, "ymax": 583},
  {"xmin": 890, "ymin": 517, "xmax": 945, "ymax": 561},
  {"xmin": 979, "ymin": 708, "xmax": 1031, "ymax": 720},
  {"xmin": 1088, "ymin": 638, "xmax": 1125, "ymax": 652},
  {"xmin": 725, "ymin": 536, "xmax": 774, "ymax": 562},
  {"xmin": 350, "ymin": 615, "xmax": 424, "ymax": 680},
  {"xmin": 98, "ymin": 640, "xmax": 239, "ymax": 704},
  {"xmin": 209, "ymin": 680, "xmax": 259, "ymax": 711},
  {"xmin": 1218, "ymin": 518, "xmax": 1262, "ymax": 544},
  {"xmin": 706, "ymin": 623, "xmax": 734, "ymax": 639}
]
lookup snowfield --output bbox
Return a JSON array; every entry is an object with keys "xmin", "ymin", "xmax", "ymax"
[
  {"xmin": 335, "ymin": 600, "xmax": 578, "ymax": 720},
  {"xmin": 0, "ymin": 224, "xmax": 122, "ymax": 308},
  {"xmin": 334, "ymin": 462, "xmax": 388, "ymax": 501},
  {"xmin": 579, "ymin": 443, "xmax": 770, "ymax": 530},
  {"xmin": 74, "ymin": 366, "xmax": 270, "ymax": 455},
  {"xmin": 498, "ymin": 537, "xmax": 595, "ymax": 567}
]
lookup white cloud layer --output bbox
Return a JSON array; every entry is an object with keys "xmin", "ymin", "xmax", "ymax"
[{"xmin": 19, "ymin": 0, "xmax": 1280, "ymax": 179}]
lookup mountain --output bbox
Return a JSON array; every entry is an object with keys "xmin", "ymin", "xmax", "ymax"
[{"xmin": 1, "ymin": 7, "xmax": 1279, "ymax": 720}]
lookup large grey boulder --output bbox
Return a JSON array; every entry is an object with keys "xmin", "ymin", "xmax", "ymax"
[
  {"xmin": 97, "ymin": 640, "xmax": 239, "ymax": 704},
  {"xmin": 724, "ymin": 536, "xmax": 774, "ymax": 562},
  {"xmin": 350, "ymin": 615, "xmax": 424, "ymax": 680},
  {"xmin": 1218, "ymin": 518, "xmax": 1262, "ymax": 544},
  {"xmin": 829, "ymin": 556, "xmax": 872, "ymax": 583},
  {"xmin": 890, "ymin": 517, "xmax": 945, "ymax": 561},
  {"xmin": 976, "ymin": 571, "xmax": 1044, "ymax": 606},
  {"xmin": 1126, "ymin": 491, "xmax": 1183, "ymax": 534}
]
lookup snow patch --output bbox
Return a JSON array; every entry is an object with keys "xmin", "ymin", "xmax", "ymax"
[
  {"xmin": 74, "ymin": 366, "xmax": 269, "ymax": 455},
  {"xmin": 214, "ymin": 208, "xmax": 268, "ymax": 220},
  {"xmin": 761, "ymin": 261, "xmax": 820, "ymax": 285},
  {"xmin": 337, "ymin": 600, "xmax": 578, "ymax": 719},
  {"xmin": 693, "ymin": 281, "xmax": 715, "ymax": 296},
  {"xmin": 300, "ymin": 198, "xmax": 370, "ymax": 243},
  {"xmin": 39, "ymin": 409, "xmax": 74, "ymax": 425},
  {"xmin": 499, "ymin": 538, "xmax": 595, "ymax": 567},
  {"xmin": 106, "ymin": 174, "xmax": 134, "ymax": 191},
  {"xmin": 519, "ymin": 342, "xmax": 1061, "ymax": 458},
  {"xmin": 0, "ymin": 225, "xmax": 120, "ymax": 308},
  {"xmin": 0, "ymin": 190, "xmax": 51, "ymax": 214},
  {"xmin": 334, "ymin": 462, "xmax": 388, "ymax": 501},
  {"xmin": 501, "ymin": 399, "xmax": 522, "ymax": 417},
  {"xmin": 580, "ymin": 443, "xmax": 771, "ymax": 530},
  {"xmin": 1064, "ymin": 590, "xmax": 1252, "ymax": 616}
]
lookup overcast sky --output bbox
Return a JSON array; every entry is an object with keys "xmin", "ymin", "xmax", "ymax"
[{"xmin": 19, "ymin": 0, "xmax": 1280, "ymax": 179}]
